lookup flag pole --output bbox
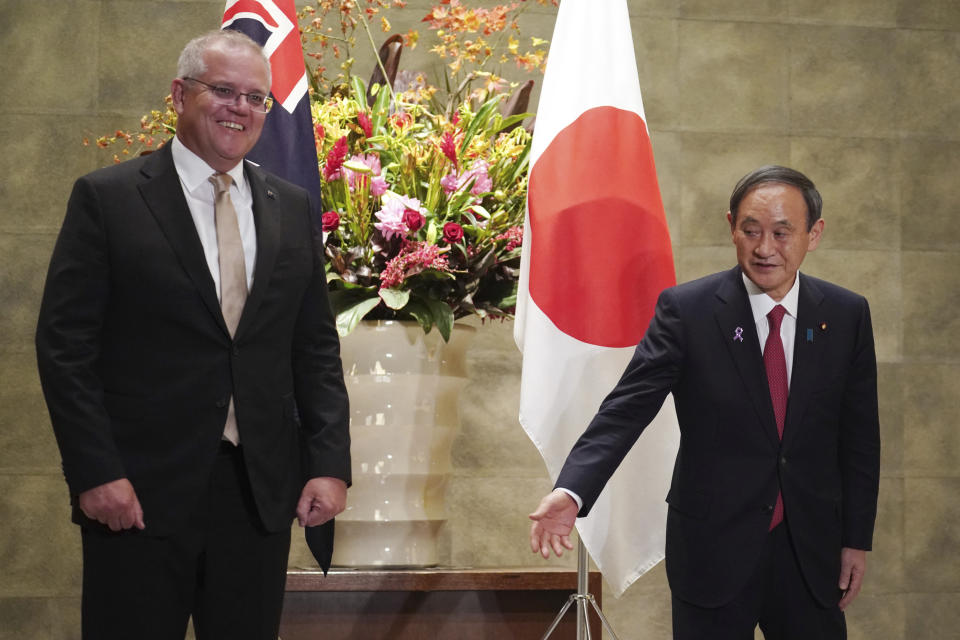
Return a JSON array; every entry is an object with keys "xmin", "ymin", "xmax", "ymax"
[{"xmin": 540, "ymin": 539, "xmax": 622, "ymax": 640}]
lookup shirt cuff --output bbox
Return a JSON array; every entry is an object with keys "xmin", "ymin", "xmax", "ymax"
[{"xmin": 557, "ymin": 487, "xmax": 583, "ymax": 511}]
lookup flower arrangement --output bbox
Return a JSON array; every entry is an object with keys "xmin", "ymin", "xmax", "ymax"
[
  {"xmin": 90, "ymin": 0, "xmax": 557, "ymax": 341},
  {"xmin": 315, "ymin": 73, "xmax": 534, "ymax": 340}
]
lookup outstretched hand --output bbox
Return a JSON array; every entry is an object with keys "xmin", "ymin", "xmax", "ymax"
[{"xmin": 529, "ymin": 489, "xmax": 578, "ymax": 558}]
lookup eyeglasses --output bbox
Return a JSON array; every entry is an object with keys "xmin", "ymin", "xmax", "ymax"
[{"xmin": 182, "ymin": 77, "xmax": 273, "ymax": 113}]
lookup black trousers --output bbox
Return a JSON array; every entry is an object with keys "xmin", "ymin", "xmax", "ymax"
[
  {"xmin": 672, "ymin": 524, "xmax": 846, "ymax": 640},
  {"xmin": 80, "ymin": 443, "xmax": 291, "ymax": 640}
]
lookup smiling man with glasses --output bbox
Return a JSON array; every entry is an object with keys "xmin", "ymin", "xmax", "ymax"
[{"xmin": 37, "ymin": 29, "xmax": 350, "ymax": 640}]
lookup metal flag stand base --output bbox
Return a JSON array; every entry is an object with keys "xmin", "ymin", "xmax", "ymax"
[{"xmin": 540, "ymin": 539, "xmax": 621, "ymax": 640}]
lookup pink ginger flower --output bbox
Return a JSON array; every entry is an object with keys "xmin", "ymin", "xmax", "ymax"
[
  {"xmin": 344, "ymin": 153, "xmax": 389, "ymax": 196},
  {"xmin": 323, "ymin": 136, "xmax": 348, "ymax": 181},
  {"xmin": 375, "ymin": 191, "xmax": 426, "ymax": 241},
  {"xmin": 380, "ymin": 242, "xmax": 450, "ymax": 290},
  {"xmin": 357, "ymin": 111, "xmax": 373, "ymax": 138},
  {"xmin": 440, "ymin": 131, "xmax": 458, "ymax": 169},
  {"xmin": 314, "ymin": 123, "xmax": 325, "ymax": 151}
]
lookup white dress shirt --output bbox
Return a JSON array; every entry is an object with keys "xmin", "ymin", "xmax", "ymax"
[{"xmin": 170, "ymin": 137, "xmax": 257, "ymax": 298}]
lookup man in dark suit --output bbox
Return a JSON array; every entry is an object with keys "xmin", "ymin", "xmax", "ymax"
[
  {"xmin": 36, "ymin": 30, "xmax": 350, "ymax": 640},
  {"xmin": 529, "ymin": 166, "xmax": 880, "ymax": 639}
]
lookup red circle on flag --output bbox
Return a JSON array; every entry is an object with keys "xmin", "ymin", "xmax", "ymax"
[{"xmin": 527, "ymin": 106, "xmax": 675, "ymax": 348}]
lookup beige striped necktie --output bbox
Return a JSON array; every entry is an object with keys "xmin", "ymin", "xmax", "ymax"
[{"xmin": 210, "ymin": 172, "xmax": 247, "ymax": 445}]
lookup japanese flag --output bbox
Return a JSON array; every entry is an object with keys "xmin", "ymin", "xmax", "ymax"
[{"xmin": 515, "ymin": 0, "xmax": 680, "ymax": 596}]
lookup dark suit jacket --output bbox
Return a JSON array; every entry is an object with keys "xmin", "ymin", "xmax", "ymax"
[
  {"xmin": 555, "ymin": 266, "xmax": 880, "ymax": 608},
  {"xmin": 36, "ymin": 143, "xmax": 350, "ymax": 544}
]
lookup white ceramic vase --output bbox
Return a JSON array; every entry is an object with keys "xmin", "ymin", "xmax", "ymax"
[{"xmin": 331, "ymin": 320, "xmax": 475, "ymax": 567}]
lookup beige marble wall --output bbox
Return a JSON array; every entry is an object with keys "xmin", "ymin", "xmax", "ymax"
[{"xmin": 2, "ymin": 1, "xmax": 957, "ymax": 638}]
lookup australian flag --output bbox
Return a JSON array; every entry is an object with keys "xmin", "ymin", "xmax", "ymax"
[{"xmin": 222, "ymin": 0, "xmax": 323, "ymax": 220}]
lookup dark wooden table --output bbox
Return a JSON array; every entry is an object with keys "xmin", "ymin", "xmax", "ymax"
[{"xmin": 280, "ymin": 567, "xmax": 602, "ymax": 639}]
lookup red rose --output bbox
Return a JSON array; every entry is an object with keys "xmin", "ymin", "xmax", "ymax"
[
  {"xmin": 321, "ymin": 211, "xmax": 340, "ymax": 232},
  {"xmin": 442, "ymin": 222, "xmax": 464, "ymax": 244},
  {"xmin": 403, "ymin": 208, "xmax": 425, "ymax": 232}
]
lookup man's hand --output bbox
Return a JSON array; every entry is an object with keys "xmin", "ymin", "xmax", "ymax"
[
  {"xmin": 296, "ymin": 476, "xmax": 348, "ymax": 527},
  {"xmin": 529, "ymin": 489, "xmax": 578, "ymax": 559},
  {"xmin": 78, "ymin": 478, "xmax": 145, "ymax": 532},
  {"xmin": 838, "ymin": 547, "xmax": 867, "ymax": 610}
]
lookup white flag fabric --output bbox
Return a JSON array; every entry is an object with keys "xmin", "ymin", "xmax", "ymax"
[{"xmin": 515, "ymin": 0, "xmax": 680, "ymax": 596}]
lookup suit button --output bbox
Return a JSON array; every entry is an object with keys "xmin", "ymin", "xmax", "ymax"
[
  {"xmin": 780, "ymin": 456, "xmax": 787, "ymax": 465},
  {"xmin": 763, "ymin": 505, "xmax": 774, "ymax": 512},
  {"xmin": 216, "ymin": 397, "xmax": 228, "ymax": 408},
  {"xmin": 232, "ymin": 346, "xmax": 240, "ymax": 357}
]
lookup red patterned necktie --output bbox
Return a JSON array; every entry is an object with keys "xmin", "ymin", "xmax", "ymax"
[{"xmin": 764, "ymin": 304, "xmax": 788, "ymax": 530}]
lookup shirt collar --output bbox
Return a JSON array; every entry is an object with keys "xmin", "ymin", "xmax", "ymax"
[
  {"xmin": 171, "ymin": 136, "xmax": 249, "ymax": 200},
  {"xmin": 742, "ymin": 271, "xmax": 801, "ymax": 325}
]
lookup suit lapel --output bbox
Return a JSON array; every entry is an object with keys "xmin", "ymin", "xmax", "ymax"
[
  {"xmin": 237, "ymin": 164, "xmax": 282, "ymax": 338},
  {"xmin": 714, "ymin": 267, "xmax": 781, "ymax": 448},
  {"xmin": 137, "ymin": 146, "xmax": 225, "ymax": 332},
  {"xmin": 783, "ymin": 274, "xmax": 826, "ymax": 448}
]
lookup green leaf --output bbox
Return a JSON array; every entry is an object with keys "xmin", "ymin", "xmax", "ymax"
[
  {"xmin": 469, "ymin": 204, "xmax": 491, "ymax": 220},
  {"xmin": 334, "ymin": 297, "xmax": 381, "ymax": 337},
  {"xmin": 497, "ymin": 112, "xmax": 533, "ymax": 133},
  {"xmin": 425, "ymin": 298, "xmax": 455, "ymax": 342},
  {"xmin": 379, "ymin": 287, "xmax": 410, "ymax": 310},
  {"xmin": 426, "ymin": 220, "xmax": 438, "ymax": 245},
  {"xmin": 351, "ymin": 76, "xmax": 368, "ymax": 106},
  {"xmin": 459, "ymin": 95, "xmax": 502, "ymax": 155},
  {"xmin": 328, "ymin": 287, "xmax": 380, "ymax": 336},
  {"xmin": 403, "ymin": 298, "xmax": 434, "ymax": 334},
  {"xmin": 371, "ymin": 81, "xmax": 392, "ymax": 133},
  {"xmin": 508, "ymin": 138, "xmax": 532, "ymax": 184}
]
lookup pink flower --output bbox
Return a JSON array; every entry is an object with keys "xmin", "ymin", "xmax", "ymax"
[
  {"xmin": 495, "ymin": 225, "xmax": 523, "ymax": 251},
  {"xmin": 357, "ymin": 111, "xmax": 373, "ymax": 138},
  {"xmin": 344, "ymin": 154, "xmax": 389, "ymax": 195},
  {"xmin": 403, "ymin": 208, "xmax": 425, "ymax": 232},
  {"xmin": 451, "ymin": 110, "xmax": 461, "ymax": 126},
  {"xmin": 442, "ymin": 222, "xmax": 464, "ymax": 244},
  {"xmin": 375, "ymin": 191, "xmax": 426, "ymax": 241},
  {"xmin": 440, "ymin": 171, "xmax": 460, "ymax": 194},
  {"xmin": 440, "ymin": 160, "xmax": 492, "ymax": 195},
  {"xmin": 323, "ymin": 136, "xmax": 348, "ymax": 181},
  {"xmin": 380, "ymin": 242, "xmax": 450, "ymax": 290},
  {"xmin": 321, "ymin": 211, "xmax": 340, "ymax": 232},
  {"xmin": 369, "ymin": 174, "xmax": 389, "ymax": 196}
]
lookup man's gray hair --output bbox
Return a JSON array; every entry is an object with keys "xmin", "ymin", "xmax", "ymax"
[{"xmin": 177, "ymin": 29, "xmax": 271, "ymax": 86}]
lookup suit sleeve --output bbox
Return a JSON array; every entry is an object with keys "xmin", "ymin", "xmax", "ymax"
[
  {"xmin": 291, "ymin": 198, "xmax": 351, "ymax": 485},
  {"xmin": 555, "ymin": 287, "xmax": 684, "ymax": 516},
  {"xmin": 35, "ymin": 176, "xmax": 127, "ymax": 494},
  {"xmin": 839, "ymin": 297, "xmax": 881, "ymax": 549}
]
